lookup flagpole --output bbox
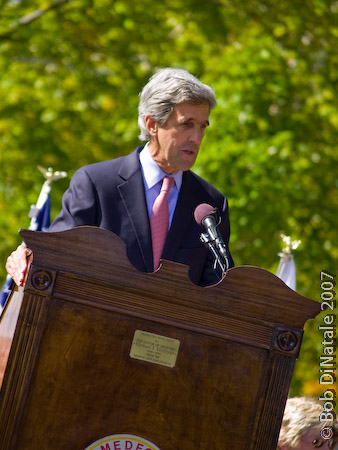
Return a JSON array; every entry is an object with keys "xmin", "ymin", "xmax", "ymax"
[
  {"xmin": 29, "ymin": 166, "xmax": 67, "ymax": 231},
  {"xmin": 0, "ymin": 166, "xmax": 67, "ymax": 313}
]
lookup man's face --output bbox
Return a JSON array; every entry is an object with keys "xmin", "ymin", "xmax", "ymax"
[
  {"xmin": 295, "ymin": 428, "xmax": 336, "ymax": 449},
  {"xmin": 146, "ymin": 102, "xmax": 210, "ymax": 174}
]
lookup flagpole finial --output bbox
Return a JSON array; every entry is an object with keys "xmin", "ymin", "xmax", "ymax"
[
  {"xmin": 280, "ymin": 233, "xmax": 301, "ymax": 254},
  {"xmin": 37, "ymin": 166, "xmax": 67, "ymax": 184}
]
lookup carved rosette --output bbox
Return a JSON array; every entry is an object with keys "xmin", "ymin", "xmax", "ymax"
[
  {"xmin": 272, "ymin": 325, "xmax": 303, "ymax": 357},
  {"xmin": 26, "ymin": 265, "xmax": 56, "ymax": 296}
]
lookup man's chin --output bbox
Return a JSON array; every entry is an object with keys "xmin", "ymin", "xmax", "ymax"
[
  {"xmin": 181, "ymin": 162, "xmax": 196, "ymax": 172},
  {"xmin": 182, "ymin": 155, "xmax": 197, "ymax": 170},
  {"xmin": 163, "ymin": 156, "xmax": 197, "ymax": 173}
]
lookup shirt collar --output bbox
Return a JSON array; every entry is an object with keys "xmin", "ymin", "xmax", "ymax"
[{"xmin": 139, "ymin": 143, "xmax": 183, "ymax": 191}]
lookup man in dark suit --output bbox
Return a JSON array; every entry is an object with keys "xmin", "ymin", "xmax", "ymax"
[{"xmin": 6, "ymin": 68, "xmax": 234, "ymax": 286}]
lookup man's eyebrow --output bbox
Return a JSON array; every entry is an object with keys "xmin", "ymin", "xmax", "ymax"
[{"xmin": 181, "ymin": 117, "xmax": 210, "ymax": 126}]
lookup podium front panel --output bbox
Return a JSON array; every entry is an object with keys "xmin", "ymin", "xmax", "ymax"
[{"xmin": 0, "ymin": 228, "xmax": 321, "ymax": 450}]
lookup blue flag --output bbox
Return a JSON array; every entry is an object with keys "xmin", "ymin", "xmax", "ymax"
[
  {"xmin": 0, "ymin": 275, "xmax": 14, "ymax": 309},
  {"xmin": 0, "ymin": 192, "xmax": 51, "ymax": 311},
  {"xmin": 31, "ymin": 194, "xmax": 51, "ymax": 232}
]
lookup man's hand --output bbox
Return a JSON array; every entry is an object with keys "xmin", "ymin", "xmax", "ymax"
[{"xmin": 5, "ymin": 244, "xmax": 32, "ymax": 287}]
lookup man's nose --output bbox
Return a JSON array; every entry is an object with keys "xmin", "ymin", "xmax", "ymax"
[{"xmin": 189, "ymin": 126, "xmax": 204, "ymax": 144}]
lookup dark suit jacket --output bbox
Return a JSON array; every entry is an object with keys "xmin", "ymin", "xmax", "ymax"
[{"xmin": 50, "ymin": 146, "xmax": 234, "ymax": 285}]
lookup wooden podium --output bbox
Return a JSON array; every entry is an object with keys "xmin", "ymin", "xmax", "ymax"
[{"xmin": 0, "ymin": 227, "xmax": 320, "ymax": 450}]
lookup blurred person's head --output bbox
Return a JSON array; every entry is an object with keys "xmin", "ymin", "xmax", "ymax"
[{"xmin": 278, "ymin": 397, "xmax": 337, "ymax": 449}]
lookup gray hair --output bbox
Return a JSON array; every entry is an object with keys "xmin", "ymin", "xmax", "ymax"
[
  {"xmin": 138, "ymin": 67, "xmax": 217, "ymax": 141},
  {"xmin": 277, "ymin": 397, "xmax": 338, "ymax": 449}
]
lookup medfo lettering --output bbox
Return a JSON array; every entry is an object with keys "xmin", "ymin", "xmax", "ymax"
[
  {"xmin": 85, "ymin": 434, "xmax": 160, "ymax": 450},
  {"xmin": 100, "ymin": 443, "xmax": 152, "ymax": 450}
]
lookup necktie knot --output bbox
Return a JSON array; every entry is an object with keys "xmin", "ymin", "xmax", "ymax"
[{"xmin": 161, "ymin": 176, "xmax": 174, "ymax": 194}]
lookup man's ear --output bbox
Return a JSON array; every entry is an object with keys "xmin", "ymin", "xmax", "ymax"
[{"xmin": 145, "ymin": 114, "xmax": 158, "ymax": 137}]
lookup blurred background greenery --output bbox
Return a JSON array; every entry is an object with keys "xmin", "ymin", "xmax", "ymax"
[{"xmin": 0, "ymin": 0, "xmax": 337, "ymax": 397}]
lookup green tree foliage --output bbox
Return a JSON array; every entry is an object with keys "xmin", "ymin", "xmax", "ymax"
[{"xmin": 0, "ymin": 0, "xmax": 337, "ymax": 396}]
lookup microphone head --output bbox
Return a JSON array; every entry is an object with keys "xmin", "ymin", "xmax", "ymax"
[{"xmin": 194, "ymin": 203, "xmax": 216, "ymax": 226}]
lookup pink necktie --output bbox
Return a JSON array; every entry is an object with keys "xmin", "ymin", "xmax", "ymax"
[{"xmin": 150, "ymin": 176, "xmax": 174, "ymax": 270}]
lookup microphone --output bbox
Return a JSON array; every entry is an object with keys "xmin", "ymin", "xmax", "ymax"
[{"xmin": 194, "ymin": 203, "xmax": 230, "ymax": 276}]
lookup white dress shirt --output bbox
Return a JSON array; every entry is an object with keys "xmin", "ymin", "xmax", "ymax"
[{"xmin": 139, "ymin": 144, "xmax": 182, "ymax": 226}]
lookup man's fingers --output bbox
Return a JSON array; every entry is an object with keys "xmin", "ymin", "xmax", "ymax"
[
  {"xmin": 6, "ymin": 255, "xmax": 25, "ymax": 286},
  {"xmin": 5, "ymin": 245, "xmax": 32, "ymax": 286}
]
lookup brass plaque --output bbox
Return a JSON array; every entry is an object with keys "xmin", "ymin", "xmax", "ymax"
[{"xmin": 130, "ymin": 330, "xmax": 180, "ymax": 368}]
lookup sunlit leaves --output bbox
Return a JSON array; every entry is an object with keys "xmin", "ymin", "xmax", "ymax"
[{"xmin": 0, "ymin": 0, "xmax": 337, "ymax": 396}]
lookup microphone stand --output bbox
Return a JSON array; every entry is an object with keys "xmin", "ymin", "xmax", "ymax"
[{"xmin": 199, "ymin": 225, "xmax": 230, "ymax": 280}]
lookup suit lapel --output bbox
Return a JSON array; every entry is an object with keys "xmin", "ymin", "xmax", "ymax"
[
  {"xmin": 117, "ymin": 152, "xmax": 203, "ymax": 272},
  {"xmin": 117, "ymin": 148, "xmax": 153, "ymax": 272}
]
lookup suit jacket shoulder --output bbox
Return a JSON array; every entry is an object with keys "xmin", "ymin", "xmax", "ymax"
[{"xmin": 49, "ymin": 147, "xmax": 154, "ymax": 273}]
